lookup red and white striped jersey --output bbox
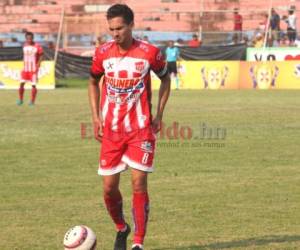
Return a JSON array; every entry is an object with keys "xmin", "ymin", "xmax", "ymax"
[
  {"xmin": 91, "ymin": 39, "xmax": 167, "ymax": 132},
  {"xmin": 23, "ymin": 42, "xmax": 43, "ymax": 72}
]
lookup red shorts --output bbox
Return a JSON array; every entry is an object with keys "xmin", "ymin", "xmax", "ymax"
[
  {"xmin": 99, "ymin": 126, "xmax": 156, "ymax": 176},
  {"xmin": 20, "ymin": 71, "xmax": 38, "ymax": 84}
]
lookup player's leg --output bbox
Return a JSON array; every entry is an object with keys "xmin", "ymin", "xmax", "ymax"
[
  {"xmin": 17, "ymin": 71, "xmax": 28, "ymax": 105},
  {"xmin": 29, "ymin": 73, "xmax": 38, "ymax": 105},
  {"xmin": 103, "ymin": 174, "xmax": 131, "ymax": 250},
  {"xmin": 99, "ymin": 134, "xmax": 130, "ymax": 250},
  {"xmin": 122, "ymin": 127, "xmax": 155, "ymax": 250},
  {"xmin": 103, "ymin": 174, "xmax": 127, "ymax": 231},
  {"xmin": 131, "ymin": 169, "xmax": 149, "ymax": 250},
  {"xmin": 17, "ymin": 82, "xmax": 25, "ymax": 105}
]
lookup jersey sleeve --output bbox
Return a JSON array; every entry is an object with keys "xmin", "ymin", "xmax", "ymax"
[
  {"xmin": 37, "ymin": 44, "xmax": 43, "ymax": 55},
  {"xmin": 90, "ymin": 47, "xmax": 104, "ymax": 79},
  {"xmin": 150, "ymin": 48, "xmax": 168, "ymax": 78}
]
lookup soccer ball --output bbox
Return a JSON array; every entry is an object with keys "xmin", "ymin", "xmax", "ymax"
[{"xmin": 63, "ymin": 225, "xmax": 97, "ymax": 250}]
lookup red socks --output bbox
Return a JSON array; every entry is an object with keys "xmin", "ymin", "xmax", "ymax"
[
  {"xmin": 18, "ymin": 85, "xmax": 37, "ymax": 104},
  {"xmin": 31, "ymin": 86, "xmax": 37, "ymax": 104},
  {"xmin": 132, "ymin": 192, "xmax": 149, "ymax": 245},
  {"xmin": 104, "ymin": 191, "xmax": 150, "ymax": 245},
  {"xmin": 19, "ymin": 85, "xmax": 25, "ymax": 101},
  {"xmin": 104, "ymin": 192, "xmax": 126, "ymax": 231}
]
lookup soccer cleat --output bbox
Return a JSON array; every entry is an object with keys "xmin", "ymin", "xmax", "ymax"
[
  {"xmin": 113, "ymin": 223, "xmax": 131, "ymax": 250},
  {"xmin": 132, "ymin": 244, "xmax": 143, "ymax": 250},
  {"xmin": 28, "ymin": 102, "xmax": 35, "ymax": 106},
  {"xmin": 16, "ymin": 100, "xmax": 23, "ymax": 106}
]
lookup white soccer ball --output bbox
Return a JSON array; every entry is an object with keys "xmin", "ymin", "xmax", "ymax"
[{"xmin": 63, "ymin": 225, "xmax": 97, "ymax": 250}]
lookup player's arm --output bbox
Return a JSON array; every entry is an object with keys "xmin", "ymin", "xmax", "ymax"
[
  {"xmin": 88, "ymin": 74, "xmax": 103, "ymax": 142},
  {"xmin": 89, "ymin": 47, "xmax": 104, "ymax": 142},
  {"xmin": 151, "ymin": 49, "xmax": 171, "ymax": 133},
  {"xmin": 153, "ymin": 72, "xmax": 171, "ymax": 133},
  {"xmin": 37, "ymin": 54, "xmax": 43, "ymax": 67},
  {"xmin": 176, "ymin": 47, "xmax": 182, "ymax": 61},
  {"xmin": 37, "ymin": 45, "xmax": 43, "ymax": 69}
]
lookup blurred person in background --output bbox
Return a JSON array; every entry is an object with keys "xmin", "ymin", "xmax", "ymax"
[
  {"xmin": 259, "ymin": 13, "xmax": 269, "ymax": 33},
  {"xmin": 270, "ymin": 8, "xmax": 281, "ymax": 45},
  {"xmin": 293, "ymin": 36, "xmax": 300, "ymax": 47},
  {"xmin": 165, "ymin": 40, "xmax": 180, "ymax": 89},
  {"xmin": 48, "ymin": 41, "xmax": 55, "ymax": 50},
  {"xmin": 174, "ymin": 38, "xmax": 185, "ymax": 47},
  {"xmin": 241, "ymin": 35, "xmax": 251, "ymax": 46},
  {"xmin": 142, "ymin": 35, "xmax": 150, "ymax": 43},
  {"xmin": 96, "ymin": 35, "xmax": 107, "ymax": 47},
  {"xmin": 233, "ymin": 8, "xmax": 243, "ymax": 41},
  {"xmin": 188, "ymin": 34, "xmax": 201, "ymax": 47},
  {"xmin": 279, "ymin": 33, "xmax": 290, "ymax": 47},
  {"xmin": 230, "ymin": 33, "xmax": 240, "ymax": 45},
  {"xmin": 283, "ymin": 9, "xmax": 297, "ymax": 45},
  {"xmin": 253, "ymin": 32, "xmax": 264, "ymax": 48},
  {"xmin": 17, "ymin": 32, "xmax": 43, "ymax": 106}
]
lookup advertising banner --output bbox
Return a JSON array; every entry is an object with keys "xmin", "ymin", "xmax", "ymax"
[
  {"xmin": 0, "ymin": 61, "xmax": 55, "ymax": 89},
  {"xmin": 240, "ymin": 61, "xmax": 300, "ymax": 89},
  {"xmin": 247, "ymin": 47, "xmax": 300, "ymax": 62},
  {"xmin": 152, "ymin": 61, "xmax": 240, "ymax": 90}
]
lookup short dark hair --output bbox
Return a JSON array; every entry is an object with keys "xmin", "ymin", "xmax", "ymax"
[
  {"xmin": 106, "ymin": 4, "xmax": 134, "ymax": 25},
  {"xmin": 25, "ymin": 32, "xmax": 34, "ymax": 38}
]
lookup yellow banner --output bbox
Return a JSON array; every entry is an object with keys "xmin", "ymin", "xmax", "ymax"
[
  {"xmin": 0, "ymin": 61, "xmax": 55, "ymax": 89},
  {"xmin": 240, "ymin": 61, "xmax": 300, "ymax": 89},
  {"xmin": 152, "ymin": 61, "xmax": 240, "ymax": 90},
  {"xmin": 152, "ymin": 61, "xmax": 300, "ymax": 89}
]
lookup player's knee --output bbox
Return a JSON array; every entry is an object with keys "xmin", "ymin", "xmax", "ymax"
[
  {"xmin": 132, "ymin": 179, "xmax": 147, "ymax": 193},
  {"xmin": 103, "ymin": 183, "xmax": 119, "ymax": 197}
]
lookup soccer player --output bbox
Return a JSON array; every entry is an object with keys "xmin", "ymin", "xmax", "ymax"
[
  {"xmin": 88, "ymin": 4, "xmax": 170, "ymax": 250},
  {"xmin": 17, "ymin": 32, "xmax": 43, "ymax": 106},
  {"xmin": 165, "ymin": 40, "xmax": 180, "ymax": 90}
]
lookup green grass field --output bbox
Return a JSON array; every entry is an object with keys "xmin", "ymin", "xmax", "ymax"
[{"xmin": 0, "ymin": 86, "xmax": 300, "ymax": 250}]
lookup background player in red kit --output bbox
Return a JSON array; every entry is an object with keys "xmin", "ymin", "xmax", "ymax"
[
  {"xmin": 17, "ymin": 32, "xmax": 43, "ymax": 106},
  {"xmin": 88, "ymin": 4, "xmax": 170, "ymax": 250}
]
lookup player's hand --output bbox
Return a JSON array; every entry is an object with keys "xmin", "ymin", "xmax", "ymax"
[
  {"xmin": 93, "ymin": 118, "xmax": 103, "ymax": 142},
  {"xmin": 152, "ymin": 116, "xmax": 162, "ymax": 134}
]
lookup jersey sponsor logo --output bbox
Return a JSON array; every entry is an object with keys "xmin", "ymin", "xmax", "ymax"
[
  {"xmin": 141, "ymin": 141, "xmax": 153, "ymax": 153},
  {"xmin": 135, "ymin": 61, "xmax": 145, "ymax": 72},
  {"xmin": 108, "ymin": 92, "xmax": 141, "ymax": 104},
  {"xmin": 107, "ymin": 62, "xmax": 114, "ymax": 70},
  {"xmin": 105, "ymin": 76, "xmax": 144, "ymax": 93}
]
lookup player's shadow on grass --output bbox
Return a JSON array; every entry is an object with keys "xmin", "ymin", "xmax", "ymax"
[{"xmin": 154, "ymin": 235, "xmax": 300, "ymax": 249}]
